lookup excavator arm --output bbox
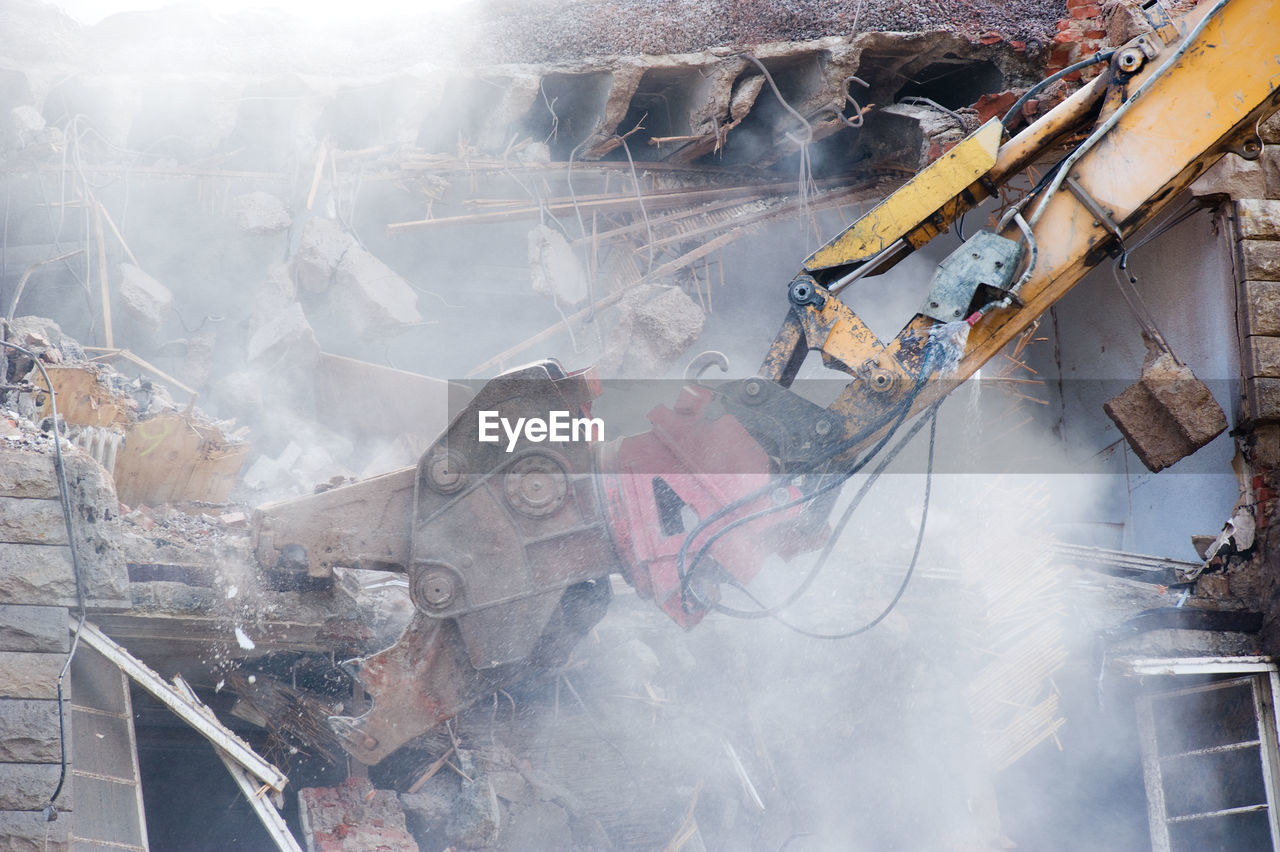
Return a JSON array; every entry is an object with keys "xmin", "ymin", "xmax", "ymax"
[{"xmin": 253, "ymin": 0, "xmax": 1280, "ymax": 764}]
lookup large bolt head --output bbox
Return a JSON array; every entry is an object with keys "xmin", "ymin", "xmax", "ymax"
[
  {"xmin": 416, "ymin": 569, "xmax": 456, "ymax": 608},
  {"xmin": 425, "ymin": 450, "xmax": 464, "ymax": 493}
]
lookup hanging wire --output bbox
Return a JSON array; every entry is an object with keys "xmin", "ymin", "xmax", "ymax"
[
  {"xmin": 676, "ymin": 334, "xmax": 944, "ymax": 612},
  {"xmin": 729, "ymin": 408, "xmax": 938, "ymax": 640}
]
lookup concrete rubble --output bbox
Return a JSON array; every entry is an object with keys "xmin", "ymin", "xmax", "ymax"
[
  {"xmin": 232, "ymin": 191, "xmax": 293, "ymax": 235},
  {"xmin": 333, "ymin": 246, "xmax": 425, "ymax": 339},
  {"xmin": 117, "ymin": 263, "xmax": 175, "ymax": 333},
  {"xmin": 296, "ymin": 218, "xmax": 357, "ymax": 295}
]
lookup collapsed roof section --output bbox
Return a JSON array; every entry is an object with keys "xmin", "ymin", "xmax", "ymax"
[
  {"xmin": 8, "ymin": 0, "xmax": 1068, "ymax": 70},
  {"xmin": 1, "ymin": 0, "xmax": 1098, "ymax": 180}
]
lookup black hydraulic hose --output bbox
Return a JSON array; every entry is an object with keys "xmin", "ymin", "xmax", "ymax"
[{"xmin": 1002, "ymin": 50, "xmax": 1117, "ymax": 129}]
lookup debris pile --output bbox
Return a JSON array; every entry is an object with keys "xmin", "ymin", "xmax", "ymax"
[
  {"xmin": 300, "ymin": 777, "xmax": 420, "ymax": 852},
  {"xmin": 2, "ymin": 317, "xmax": 251, "ymax": 508},
  {"xmin": 482, "ymin": 0, "xmax": 1068, "ymax": 63}
]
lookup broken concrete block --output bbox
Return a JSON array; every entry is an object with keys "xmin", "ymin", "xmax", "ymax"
[
  {"xmin": 1237, "ymin": 199, "xmax": 1280, "ymax": 239},
  {"xmin": 1242, "ymin": 280, "xmax": 1280, "ymax": 337},
  {"xmin": 529, "ymin": 224, "xmax": 589, "ymax": 307},
  {"xmin": 1242, "ymin": 240, "xmax": 1280, "ymax": 281},
  {"xmin": 400, "ymin": 776, "xmax": 455, "ymax": 836},
  {"xmin": 3, "ymin": 317, "xmax": 86, "ymax": 382},
  {"xmin": 1190, "ymin": 154, "xmax": 1266, "ymax": 200},
  {"xmin": 299, "ymin": 779, "xmax": 419, "ymax": 851},
  {"xmin": 247, "ymin": 301, "xmax": 320, "ymax": 370},
  {"xmin": 447, "ymin": 776, "xmax": 501, "ymax": 848},
  {"xmin": 114, "ymin": 411, "xmax": 250, "ymax": 508},
  {"xmin": 601, "ymin": 284, "xmax": 706, "ymax": 378},
  {"xmin": 1104, "ymin": 352, "xmax": 1228, "ymax": 473},
  {"xmin": 117, "ymin": 263, "xmax": 174, "ymax": 331},
  {"xmin": 0, "ymin": 605, "xmax": 69, "ymax": 653},
  {"xmin": 334, "ymin": 245, "xmax": 423, "ymax": 337},
  {"xmin": 63, "ymin": 451, "xmax": 130, "ymax": 609},
  {"xmin": 0, "ymin": 698, "xmax": 62, "ymax": 762},
  {"xmin": 294, "ymin": 216, "xmax": 355, "ymax": 294},
  {"xmin": 231, "ymin": 191, "xmax": 292, "ymax": 234},
  {"xmin": 0, "ymin": 652, "xmax": 64, "ymax": 700}
]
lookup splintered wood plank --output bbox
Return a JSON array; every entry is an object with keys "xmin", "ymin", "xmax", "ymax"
[{"xmin": 113, "ymin": 413, "xmax": 249, "ymax": 507}]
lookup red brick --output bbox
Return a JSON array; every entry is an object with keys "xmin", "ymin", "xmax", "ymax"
[
  {"xmin": 1082, "ymin": 29, "xmax": 1107, "ymax": 39},
  {"xmin": 978, "ymin": 30, "xmax": 1003, "ymax": 45},
  {"xmin": 974, "ymin": 91, "xmax": 1017, "ymax": 123},
  {"xmin": 1070, "ymin": 4, "xmax": 1102, "ymax": 18},
  {"xmin": 1010, "ymin": 40, "xmax": 1027, "ymax": 52},
  {"xmin": 1046, "ymin": 46, "xmax": 1076, "ymax": 71}
]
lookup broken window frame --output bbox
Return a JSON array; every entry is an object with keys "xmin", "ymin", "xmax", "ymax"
[{"xmin": 1131, "ymin": 657, "xmax": 1280, "ymax": 852}]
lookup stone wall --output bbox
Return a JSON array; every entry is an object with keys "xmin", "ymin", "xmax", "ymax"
[
  {"xmin": 0, "ymin": 443, "xmax": 129, "ymax": 849},
  {"xmin": 1188, "ymin": 108, "xmax": 1280, "ymax": 654}
]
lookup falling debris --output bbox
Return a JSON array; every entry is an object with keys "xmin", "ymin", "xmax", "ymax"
[
  {"xmin": 117, "ymin": 263, "xmax": 175, "ymax": 332},
  {"xmin": 1104, "ymin": 347, "xmax": 1229, "ymax": 473},
  {"xmin": 234, "ymin": 626, "xmax": 256, "ymax": 650},
  {"xmin": 529, "ymin": 224, "xmax": 590, "ymax": 308}
]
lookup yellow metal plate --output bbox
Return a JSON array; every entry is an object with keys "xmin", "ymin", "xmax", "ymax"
[{"xmin": 803, "ymin": 119, "xmax": 1002, "ymax": 272}]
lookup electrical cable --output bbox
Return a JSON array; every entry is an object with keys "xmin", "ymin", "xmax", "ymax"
[
  {"xmin": 676, "ymin": 334, "xmax": 942, "ymax": 609},
  {"xmin": 704, "ymin": 398, "xmax": 942, "ymax": 621},
  {"xmin": 0, "ymin": 337, "xmax": 87, "ymax": 819},
  {"xmin": 1108, "ymin": 200, "xmax": 1203, "ymax": 354},
  {"xmin": 728, "ymin": 408, "xmax": 937, "ymax": 640},
  {"xmin": 1001, "ymin": 50, "xmax": 1117, "ymax": 130}
]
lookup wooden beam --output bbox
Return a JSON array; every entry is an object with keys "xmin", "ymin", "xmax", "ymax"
[{"xmin": 74, "ymin": 618, "xmax": 289, "ymax": 792}]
